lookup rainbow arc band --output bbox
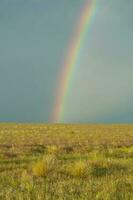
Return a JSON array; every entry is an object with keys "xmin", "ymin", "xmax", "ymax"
[{"xmin": 52, "ymin": 0, "xmax": 97, "ymax": 123}]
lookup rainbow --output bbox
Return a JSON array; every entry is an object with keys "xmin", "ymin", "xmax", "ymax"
[{"xmin": 52, "ymin": 0, "xmax": 97, "ymax": 123}]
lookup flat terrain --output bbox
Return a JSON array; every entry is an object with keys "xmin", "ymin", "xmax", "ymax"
[{"xmin": 0, "ymin": 124, "xmax": 133, "ymax": 200}]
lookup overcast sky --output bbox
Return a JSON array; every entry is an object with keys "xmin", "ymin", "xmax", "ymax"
[{"xmin": 0, "ymin": 0, "xmax": 133, "ymax": 123}]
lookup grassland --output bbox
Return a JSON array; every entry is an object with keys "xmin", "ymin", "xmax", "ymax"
[{"xmin": 0, "ymin": 124, "xmax": 133, "ymax": 200}]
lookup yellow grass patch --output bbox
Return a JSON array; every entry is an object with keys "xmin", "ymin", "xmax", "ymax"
[
  {"xmin": 66, "ymin": 160, "xmax": 88, "ymax": 178},
  {"xmin": 32, "ymin": 155, "xmax": 56, "ymax": 177}
]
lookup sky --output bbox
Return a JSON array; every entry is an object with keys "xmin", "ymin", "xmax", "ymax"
[{"xmin": 0, "ymin": 0, "xmax": 133, "ymax": 123}]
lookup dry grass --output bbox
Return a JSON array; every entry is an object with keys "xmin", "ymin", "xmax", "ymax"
[
  {"xmin": 66, "ymin": 160, "xmax": 88, "ymax": 178},
  {"xmin": 32, "ymin": 155, "xmax": 56, "ymax": 177},
  {"xmin": 0, "ymin": 124, "xmax": 132, "ymax": 199}
]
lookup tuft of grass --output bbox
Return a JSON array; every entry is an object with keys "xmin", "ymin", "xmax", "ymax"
[
  {"xmin": 112, "ymin": 179, "xmax": 133, "ymax": 200},
  {"xmin": 90, "ymin": 159, "xmax": 127, "ymax": 177},
  {"xmin": 90, "ymin": 161, "xmax": 108, "ymax": 177},
  {"xmin": 66, "ymin": 160, "xmax": 88, "ymax": 178},
  {"xmin": 32, "ymin": 155, "xmax": 56, "ymax": 177},
  {"xmin": 21, "ymin": 170, "xmax": 33, "ymax": 192},
  {"xmin": 47, "ymin": 145, "xmax": 59, "ymax": 155}
]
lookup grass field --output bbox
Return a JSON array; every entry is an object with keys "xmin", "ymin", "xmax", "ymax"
[{"xmin": 0, "ymin": 124, "xmax": 133, "ymax": 200}]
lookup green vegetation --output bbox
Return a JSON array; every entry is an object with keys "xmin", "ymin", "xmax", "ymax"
[{"xmin": 0, "ymin": 124, "xmax": 133, "ymax": 200}]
